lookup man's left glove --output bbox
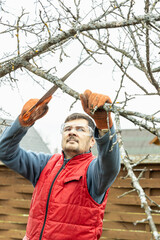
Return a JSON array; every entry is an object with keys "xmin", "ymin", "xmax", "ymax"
[
  {"xmin": 80, "ymin": 89, "xmax": 113, "ymax": 129},
  {"xmin": 19, "ymin": 96, "xmax": 52, "ymax": 127}
]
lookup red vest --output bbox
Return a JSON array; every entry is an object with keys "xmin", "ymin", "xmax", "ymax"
[{"xmin": 25, "ymin": 152, "xmax": 109, "ymax": 240}]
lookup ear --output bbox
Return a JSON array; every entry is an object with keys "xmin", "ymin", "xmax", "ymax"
[{"xmin": 90, "ymin": 137, "xmax": 95, "ymax": 149}]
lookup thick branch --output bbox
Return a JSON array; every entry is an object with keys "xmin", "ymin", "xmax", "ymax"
[
  {"xmin": 22, "ymin": 62, "xmax": 160, "ymax": 138},
  {"xmin": 22, "ymin": 61, "xmax": 79, "ymax": 99}
]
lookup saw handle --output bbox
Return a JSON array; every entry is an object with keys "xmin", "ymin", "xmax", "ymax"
[{"xmin": 19, "ymin": 96, "xmax": 52, "ymax": 127}]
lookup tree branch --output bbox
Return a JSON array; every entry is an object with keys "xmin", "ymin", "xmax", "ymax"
[{"xmin": 1, "ymin": 13, "xmax": 160, "ymax": 78}]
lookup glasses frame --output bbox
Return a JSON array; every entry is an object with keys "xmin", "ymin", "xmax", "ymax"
[{"xmin": 61, "ymin": 123, "xmax": 94, "ymax": 137}]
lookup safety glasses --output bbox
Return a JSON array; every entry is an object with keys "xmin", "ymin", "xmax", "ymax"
[{"xmin": 61, "ymin": 123, "xmax": 94, "ymax": 136}]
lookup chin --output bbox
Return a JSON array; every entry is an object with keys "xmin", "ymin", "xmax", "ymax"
[
  {"xmin": 64, "ymin": 145, "xmax": 78, "ymax": 152},
  {"xmin": 67, "ymin": 148, "xmax": 78, "ymax": 153}
]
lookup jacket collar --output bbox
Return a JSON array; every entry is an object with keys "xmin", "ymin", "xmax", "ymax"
[{"xmin": 62, "ymin": 151, "xmax": 93, "ymax": 162}]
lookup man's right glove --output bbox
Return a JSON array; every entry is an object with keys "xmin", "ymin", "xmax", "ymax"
[
  {"xmin": 80, "ymin": 89, "xmax": 113, "ymax": 129},
  {"xmin": 19, "ymin": 96, "xmax": 52, "ymax": 127}
]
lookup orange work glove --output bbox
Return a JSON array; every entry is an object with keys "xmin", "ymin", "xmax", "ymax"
[
  {"xmin": 150, "ymin": 136, "xmax": 160, "ymax": 145},
  {"xmin": 80, "ymin": 89, "xmax": 113, "ymax": 129},
  {"xmin": 19, "ymin": 96, "xmax": 52, "ymax": 127}
]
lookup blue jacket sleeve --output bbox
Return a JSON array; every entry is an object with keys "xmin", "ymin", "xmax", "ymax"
[
  {"xmin": 0, "ymin": 118, "xmax": 52, "ymax": 186},
  {"xmin": 87, "ymin": 125, "xmax": 121, "ymax": 204}
]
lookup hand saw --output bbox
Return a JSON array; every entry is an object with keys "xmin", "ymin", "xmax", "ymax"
[{"xmin": 22, "ymin": 55, "xmax": 91, "ymax": 121}]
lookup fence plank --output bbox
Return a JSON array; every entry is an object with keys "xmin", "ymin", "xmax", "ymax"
[
  {"xmin": 101, "ymin": 229, "xmax": 152, "ymax": 240},
  {"xmin": 0, "ymin": 229, "xmax": 25, "ymax": 239},
  {"xmin": 112, "ymin": 178, "xmax": 160, "ymax": 188},
  {"xmin": 104, "ymin": 212, "xmax": 160, "ymax": 224}
]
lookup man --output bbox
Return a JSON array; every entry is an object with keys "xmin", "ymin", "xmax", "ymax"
[{"xmin": 0, "ymin": 89, "xmax": 120, "ymax": 240}]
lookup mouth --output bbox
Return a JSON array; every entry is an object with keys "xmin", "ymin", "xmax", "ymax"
[{"xmin": 67, "ymin": 138, "xmax": 78, "ymax": 143}]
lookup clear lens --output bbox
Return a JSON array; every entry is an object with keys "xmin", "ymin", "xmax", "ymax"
[{"xmin": 61, "ymin": 123, "xmax": 93, "ymax": 136}]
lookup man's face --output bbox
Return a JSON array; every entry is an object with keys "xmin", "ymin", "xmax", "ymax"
[{"xmin": 61, "ymin": 119, "xmax": 95, "ymax": 159}]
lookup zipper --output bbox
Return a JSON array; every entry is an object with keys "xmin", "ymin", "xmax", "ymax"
[{"xmin": 39, "ymin": 161, "xmax": 66, "ymax": 240}]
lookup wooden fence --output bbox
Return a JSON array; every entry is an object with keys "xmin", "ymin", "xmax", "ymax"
[{"xmin": 0, "ymin": 158, "xmax": 160, "ymax": 240}]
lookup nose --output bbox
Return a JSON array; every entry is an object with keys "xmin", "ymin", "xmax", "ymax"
[{"xmin": 68, "ymin": 127, "xmax": 77, "ymax": 135}]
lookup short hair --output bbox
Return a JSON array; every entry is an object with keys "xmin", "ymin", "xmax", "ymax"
[{"xmin": 64, "ymin": 113, "xmax": 95, "ymax": 134}]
